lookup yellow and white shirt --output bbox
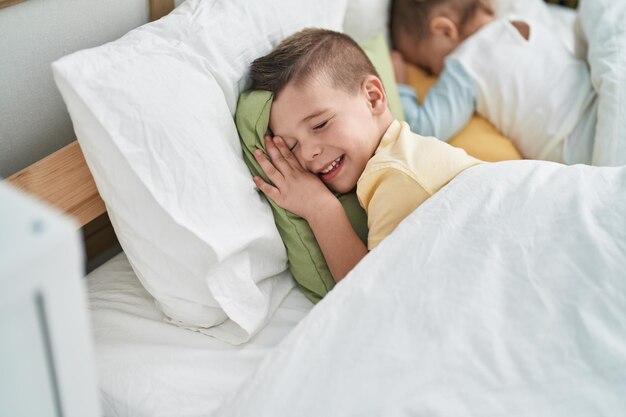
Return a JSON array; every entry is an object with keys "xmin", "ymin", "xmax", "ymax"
[{"xmin": 357, "ymin": 120, "xmax": 481, "ymax": 249}]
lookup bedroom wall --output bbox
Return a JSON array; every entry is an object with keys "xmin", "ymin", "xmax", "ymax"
[{"xmin": 0, "ymin": 0, "xmax": 150, "ymax": 178}]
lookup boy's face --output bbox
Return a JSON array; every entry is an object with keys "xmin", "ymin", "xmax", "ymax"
[{"xmin": 269, "ymin": 76, "xmax": 387, "ymax": 194}]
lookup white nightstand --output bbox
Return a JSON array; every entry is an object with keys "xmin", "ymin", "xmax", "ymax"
[{"xmin": 0, "ymin": 182, "xmax": 100, "ymax": 417}]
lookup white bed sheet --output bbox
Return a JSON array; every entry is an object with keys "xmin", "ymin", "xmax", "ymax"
[{"xmin": 86, "ymin": 253, "xmax": 313, "ymax": 417}]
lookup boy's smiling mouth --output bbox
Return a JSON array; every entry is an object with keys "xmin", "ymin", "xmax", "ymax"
[{"xmin": 318, "ymin": 155, "xmax": 345, "ymax": 182}]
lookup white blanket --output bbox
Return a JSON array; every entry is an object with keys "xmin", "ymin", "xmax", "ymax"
[{"xmin": 217, "ymin": 161, "xmax": 626, "ymax": 416}]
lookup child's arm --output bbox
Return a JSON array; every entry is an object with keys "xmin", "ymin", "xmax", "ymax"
[
  {"xmin": 392, "ymin": 55, "xmax": 476, "ymax": 142},
  {"xmin": 253, "ymin": 135, "xmax": 368, "ymax": 282}
]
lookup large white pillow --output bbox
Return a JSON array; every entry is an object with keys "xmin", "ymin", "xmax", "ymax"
[
  {"xmin": 343, "ymin": 0, "xmax": 391, "ymax": 44},
  {"xmin": 52, "ymin": 0, "xmax": 347, "ymax": 344},
  {"xmin": 579, "ymin": 0, "xmax": 626, "ymax": 166}
]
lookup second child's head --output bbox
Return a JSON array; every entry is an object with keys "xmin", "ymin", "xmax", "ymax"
[
  {"xmin": 249, "ymin": 28, "xmax": 393, "ymax": 193},
  {"xmin": 391, "ymin": 0, "xmax": 494, "ymax": 75}
]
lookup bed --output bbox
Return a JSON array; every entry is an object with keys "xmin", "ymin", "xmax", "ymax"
[
  {"xmin": 6, "ymin": 0, "xmax": 626, "ymax": 416},
  {"xmin": 86, "ymin": 252, "xmax": 313, "ymax": 416}
]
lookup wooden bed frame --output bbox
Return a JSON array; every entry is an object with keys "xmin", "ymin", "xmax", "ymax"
[{"xmin": 5, "ymin": 0, "xmax": 175, "ymax": 265}]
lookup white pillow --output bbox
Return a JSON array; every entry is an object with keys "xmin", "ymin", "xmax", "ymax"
[
  {"xmin": 579, "ymin": 0, "xmax": 626, "ymax": 166},
  {"xmin": 52, "ymin": 0, "xmax": 347, "ymax": 344},
  {"xmin": 343, "ymin": 0, "xmax": 391, "ymax": 44}
]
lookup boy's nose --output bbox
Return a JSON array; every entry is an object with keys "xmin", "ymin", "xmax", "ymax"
[{"xmin": 300, "ymin": 141, "xmax": 322, "ymax": 162}]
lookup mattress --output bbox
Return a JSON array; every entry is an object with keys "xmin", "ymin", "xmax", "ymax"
[{"xmin": 86, "ymin": 253, "xmax": 313, "ymax": 417}]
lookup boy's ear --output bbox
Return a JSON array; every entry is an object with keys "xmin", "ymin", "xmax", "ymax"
[
  {"xmin": 362, "ymin": 76, "xmax": 387, "ymax": 116},
  {"xmin": 430, "ymin": 16, "xmax": 459, "ymax": 42}
]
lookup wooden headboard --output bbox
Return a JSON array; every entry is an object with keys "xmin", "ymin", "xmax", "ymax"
[{"xmin": 5, "ymin": 0, "xmax": 175, "ymax": 265}]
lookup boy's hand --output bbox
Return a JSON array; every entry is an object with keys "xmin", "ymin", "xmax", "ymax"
[
  {"xmin": 253, "ymin": 135, "xmax": 336, "ymax": 221},
  {"xmin": 390, "ymin": 50, "xmax": 408, "ymax": 84}
]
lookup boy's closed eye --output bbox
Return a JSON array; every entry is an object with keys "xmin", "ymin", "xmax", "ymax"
[
  {"xmin": 282, "ymin": 116, "xmax": 333, "ymax": 151},
  {"xmin": 313, "ymin": 114, "xmax": 335, "ymax": 131},
  {"xmin": 313, "ymin": 120, "xmax": 328, "ymax": 130}
]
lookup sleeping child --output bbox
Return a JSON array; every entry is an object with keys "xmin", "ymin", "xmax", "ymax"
[
  {"xmin": 389, "ymin": 0, "xmax": 599, "ymax": 165},
  {"xmin": 248, "ymin": 28, "xmax": 482, "ymax": 282}
]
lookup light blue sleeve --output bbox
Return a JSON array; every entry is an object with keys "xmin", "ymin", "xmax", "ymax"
[{"xmin": 398, "ymin": 59, "xmax": 476, "ymax": 142}]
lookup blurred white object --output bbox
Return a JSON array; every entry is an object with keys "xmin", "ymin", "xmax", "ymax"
[{"xmin": 0, "ymin": 183, "xmax": 100, "ymax": 417}]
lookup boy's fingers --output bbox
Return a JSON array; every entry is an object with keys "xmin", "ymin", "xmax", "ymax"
[
  {"xmin": 254, "ymin": 149, "xmax": 284, "ymax": 185},
  {"xmin": 272, "ymin": 136, "xmax": 302, "ymax": 170},
  {"xmin": 253, "ymin": 176, "xmax": 280, "ymax": 201},
  {"xmin": 265, "ymin": 136, "xmax": 293, "ymax": 173}
]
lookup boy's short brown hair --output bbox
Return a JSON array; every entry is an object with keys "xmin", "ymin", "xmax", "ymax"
[
  {"xmin": 390, "ymin": 0, "xmax": 493, "ymax": 44},
  {"xmin": 249, "ymin": 28, "xmax": 379, "ymax": 97}
]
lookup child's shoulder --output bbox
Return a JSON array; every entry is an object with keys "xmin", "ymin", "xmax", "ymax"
[{"xmin": 368, "ymin": 121, "xmax": 479, "ymax": 176}]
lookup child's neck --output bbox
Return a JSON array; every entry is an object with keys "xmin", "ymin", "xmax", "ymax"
[
  {"xmin": 380, "ymin": 111, "xmax": 395, "ymax": 135},
  {"xmin": 459, "ymin": 9, "xmax": 496, "ymax": 41}
]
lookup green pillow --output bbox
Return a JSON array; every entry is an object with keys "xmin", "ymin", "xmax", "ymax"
[
  {"xmin": 236, "ymin": 91, "xmax": 368, "ymax": 303},
  {"xmin": 235, "ymin": 32, "xmax": 401, "ymax": 303}
]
